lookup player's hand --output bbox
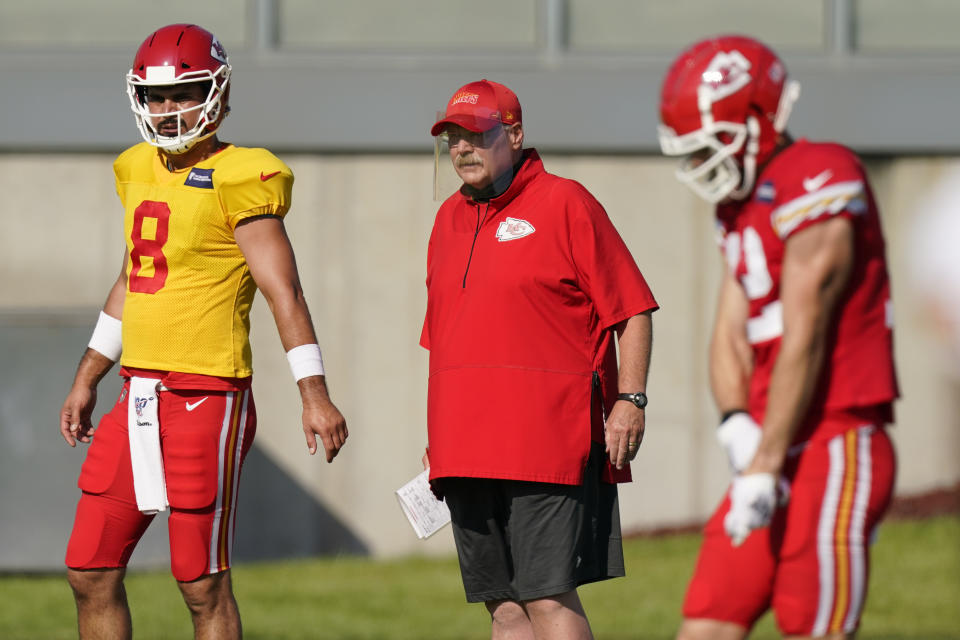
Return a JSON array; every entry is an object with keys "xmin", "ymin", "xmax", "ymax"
[
  {"xmin": 303, "ymin": 400, "xmax": 348, "ymax": 463},
  {"xmin": 723, "ymin": 472, "xmax": 778, "ymax": 546},
  {"xmin": 302, "ymin": 400, "xmax": 348, "ymax": 464},
  {"xmin": 716, "ymin": 411, "xmax": 762, "ymax": 474},
  {"xmin": 422, "ymin": 448, "xmax": 430, "ymax": 470},
  {"xmin": 298, "ymin": 376, "xmax": 348, "ymax": 462},
  {"xmin": 604, "ymin": 401, "xmax": 645, "ymax": 470},
  {"xmin": 60, "ymin": 385, "xmax": 98, "ymax": 447}
]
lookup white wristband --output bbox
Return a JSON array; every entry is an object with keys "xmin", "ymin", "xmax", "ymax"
[
  {"xmin": 88, "ymin": 311, "xmax": 122, "ymax": 362},
  {"xmin": 286, "ymin": 344, "xmax": 324, "ymax": 381}
]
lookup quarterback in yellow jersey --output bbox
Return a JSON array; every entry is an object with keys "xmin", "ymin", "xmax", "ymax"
[
  {"xmin": 57, "ymin": 24, "xmax": 347, "ymax": 640},
  {"xmin": 116, "ymin": 141, "xmax": 292, "ymax": 377}
]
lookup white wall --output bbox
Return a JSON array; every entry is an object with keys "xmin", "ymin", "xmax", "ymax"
[{"xmin": 1, "ymin": 151, "xmax": 955, "ymax": 558}]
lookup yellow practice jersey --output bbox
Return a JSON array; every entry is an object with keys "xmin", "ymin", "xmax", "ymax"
[{"xmin": 115, "ymin": 142, "xmax": 293, "ymax": 377}]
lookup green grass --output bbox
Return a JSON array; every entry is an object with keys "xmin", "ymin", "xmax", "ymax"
[{"xmin": 1, "ymin": 516, "xmax": 956, "ymax": 639}]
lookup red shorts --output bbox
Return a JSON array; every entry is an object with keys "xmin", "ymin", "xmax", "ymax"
[
  {"xmin": 682, "ymin": 424, "xmax": 896, "ymax": 636},
  {"xmin": 65, "ymin": 379, "xmax": 257, "ymax": 582}
]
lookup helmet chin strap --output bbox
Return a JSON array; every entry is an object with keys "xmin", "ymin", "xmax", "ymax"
[
  {"xmin": 161, "ymin": 94, "xmax": 225, "ymax": 154},
  {"xmin": 729, "ymin": 116, "xmax": 760, "ymax": 201},
  {"xmin": 157, "ymin": 128, "xmax": 215, "ymax": 155},
  {"xmin": 152, "ymin": 104, "xmax": 225, "ymax": 155}
]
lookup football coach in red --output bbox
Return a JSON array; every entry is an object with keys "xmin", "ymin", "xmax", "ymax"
[{"xmin": 420, "ymin": 79, "xmax": 659, "ymax": 639}]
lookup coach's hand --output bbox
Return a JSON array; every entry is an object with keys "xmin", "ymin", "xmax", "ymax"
[
  {"xmin": 605, "ymin": 401, "xmax": 645, "ymax": 470},
  {"xmin": 724, "ymin": 472, "xmax": 778, "ymax": 546},
  {"xmin": 299, "ymin": 376, "xmax": 348, "ymax": 462}
]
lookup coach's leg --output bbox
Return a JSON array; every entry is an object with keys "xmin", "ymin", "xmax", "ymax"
[
  {"xmin": 68, "ymin": 567, "xmax": 132, "ymax": 640},
  {"xmin": 524, "ymin": 589, "xmax": 593, "ymax": 640},
  {"xmin": 487, "ymin": 599, "xmax": 535, "ymax": 640},
  {"xmin": 178, "ymin": 570, "xmax": 241, "ymax": 640}
]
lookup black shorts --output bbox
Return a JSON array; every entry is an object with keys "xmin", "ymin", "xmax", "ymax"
[{"xmin": 438, "ymin": 444, "xmax": 624, "ymax": 603}]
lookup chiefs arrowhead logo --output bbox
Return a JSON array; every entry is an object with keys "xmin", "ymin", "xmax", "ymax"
[
  {"xmin": 700, "ymin": 50, "xmax": 752, "ymax": 103},
  {"xmin": 495, "ymin": 217, "xmax": 535, "ymax": 242}
]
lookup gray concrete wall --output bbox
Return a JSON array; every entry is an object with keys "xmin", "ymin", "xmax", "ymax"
[{"xmin": 1, "ymin": 152, "xmax": 956, "ymax": 564}]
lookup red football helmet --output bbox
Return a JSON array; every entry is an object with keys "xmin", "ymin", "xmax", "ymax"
[
  {"xmin": 658, "ymin": 35, "xmax": 800, "ymax": 203},
  {"xmin": 125, "ymin": 24, "xmax": 231, "ymax": 154}
]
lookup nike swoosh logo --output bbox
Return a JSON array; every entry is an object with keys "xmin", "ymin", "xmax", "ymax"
[
  {"xmin": 802, "ymin": 170, "xmax": 833, "ymax": 192},
  {"xmin": 260, "ymin": 171, "xmax": 281, "ymax": 181},
  {"xmin": 185, "ymin": 397, "xmax": 209, "ymax": 412}
]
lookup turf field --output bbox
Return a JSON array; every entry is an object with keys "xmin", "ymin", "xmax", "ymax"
[{"xmin": 0, "ymin": 515, "xmax": 956, "ymax": 639}]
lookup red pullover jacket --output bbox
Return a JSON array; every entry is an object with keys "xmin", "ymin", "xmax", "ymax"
[{"xmin": 421, "ymin": 149, "xmax": 658, "ymax": 485}]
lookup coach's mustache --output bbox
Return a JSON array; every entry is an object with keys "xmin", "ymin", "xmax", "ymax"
[{"xmin": 455, "ymin": 153, "xmax": 481, "ymax": 168}]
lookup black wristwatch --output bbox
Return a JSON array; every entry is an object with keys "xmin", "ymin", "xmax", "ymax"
[{"xmin": 616, "ymin": 392, "xmax": 648, "ymax": 409}]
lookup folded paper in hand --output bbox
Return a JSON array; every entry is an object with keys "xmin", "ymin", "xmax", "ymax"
[{"xmin": 395, "ymin": 469, "xmax": 450, "ymax": 539}]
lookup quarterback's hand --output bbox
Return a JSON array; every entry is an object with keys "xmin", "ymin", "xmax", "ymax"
[
  {"xmin": 303, "ymin": 399, "xmax": 348, "ymax": 462},
  {"xmin": 724, "ymin": 472, "xmax": 778, "ymax": 546},
  {"xmin": 300, "ymin": 378, "xmax": 348, "ymax": 462},
  {"xmin": 716, "ymin": 411, "xmax": 762, "ymax": 474},
  {"xmin": 60, "ymin": 385, "xmax": 98, "ymax": 447}
]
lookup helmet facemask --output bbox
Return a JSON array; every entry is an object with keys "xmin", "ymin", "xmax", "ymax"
[
  {"xmin": 126, "ymin": 65, "xmax": 231, "ymax": 155},
  {"xmin": 659, "ymin": 118, "xmax": 748, "ymax": 204}
]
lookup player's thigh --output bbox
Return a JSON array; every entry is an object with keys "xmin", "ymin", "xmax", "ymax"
[
  {"xmin": 774, "ymin": 425, "xmax": 895, "ymax": 637},
  {"xmin": 160, "ymin": 388, "xmax": 257, "ymax": 582},
  {"xmin": 67, "ymin": 390, "xmax": 155, "ymax": 569},
  {"xmin": 681, "ymin": 492, "xmax": 777, "ymax": 629},
  {"xmin": 159, "ymin": 388, "xmax": 257, "ymax": 510}
]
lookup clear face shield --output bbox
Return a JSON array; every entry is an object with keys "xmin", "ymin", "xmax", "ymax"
[{"xmin": 433, "ymin": 112, "xmax": 464, "ymax": 201}]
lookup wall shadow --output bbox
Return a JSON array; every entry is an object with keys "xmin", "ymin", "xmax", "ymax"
[{"xmin": 233, "ymin": 445, "xmax": 369, "ymax": 560}]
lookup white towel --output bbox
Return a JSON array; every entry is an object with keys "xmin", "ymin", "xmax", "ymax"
[{"xmin": 128, "ymin": 376, "xmax": 168, "ymax": 514}]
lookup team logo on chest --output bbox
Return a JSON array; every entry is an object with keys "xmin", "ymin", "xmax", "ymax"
[
  {"xmin": 495, "ymin": 217, "xmax": 536, "ymax": 242},
  {"xmin": 184, "ymin": 168, "xmax": 215, "ymax": 189}
]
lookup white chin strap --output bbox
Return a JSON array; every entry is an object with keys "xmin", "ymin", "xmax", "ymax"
[
  {"xmin": 152, "ymin": 122, "xmax": 216, "ymax": 155},
  {"xmin": 138, "ymin": 100, "xmax": 220, "ymax": 155}
]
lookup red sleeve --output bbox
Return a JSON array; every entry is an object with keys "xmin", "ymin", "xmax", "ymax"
[
  {"xmin": 769, "ymin": 144, "xmax": 869, "ymax": 240},
  {"xmin": 567, "ymin": 182, "xmax": 658, "ymax": 328}
]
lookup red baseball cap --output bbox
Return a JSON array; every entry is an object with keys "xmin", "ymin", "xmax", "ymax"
[{"xmin": 431, "ymin": 79, "xmax": 522, "ymax": 136}]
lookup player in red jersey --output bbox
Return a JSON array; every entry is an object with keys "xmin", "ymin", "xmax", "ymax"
[{"xmin": 658, "ymin": 35, "xmax": 899, "ymax": 639}]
